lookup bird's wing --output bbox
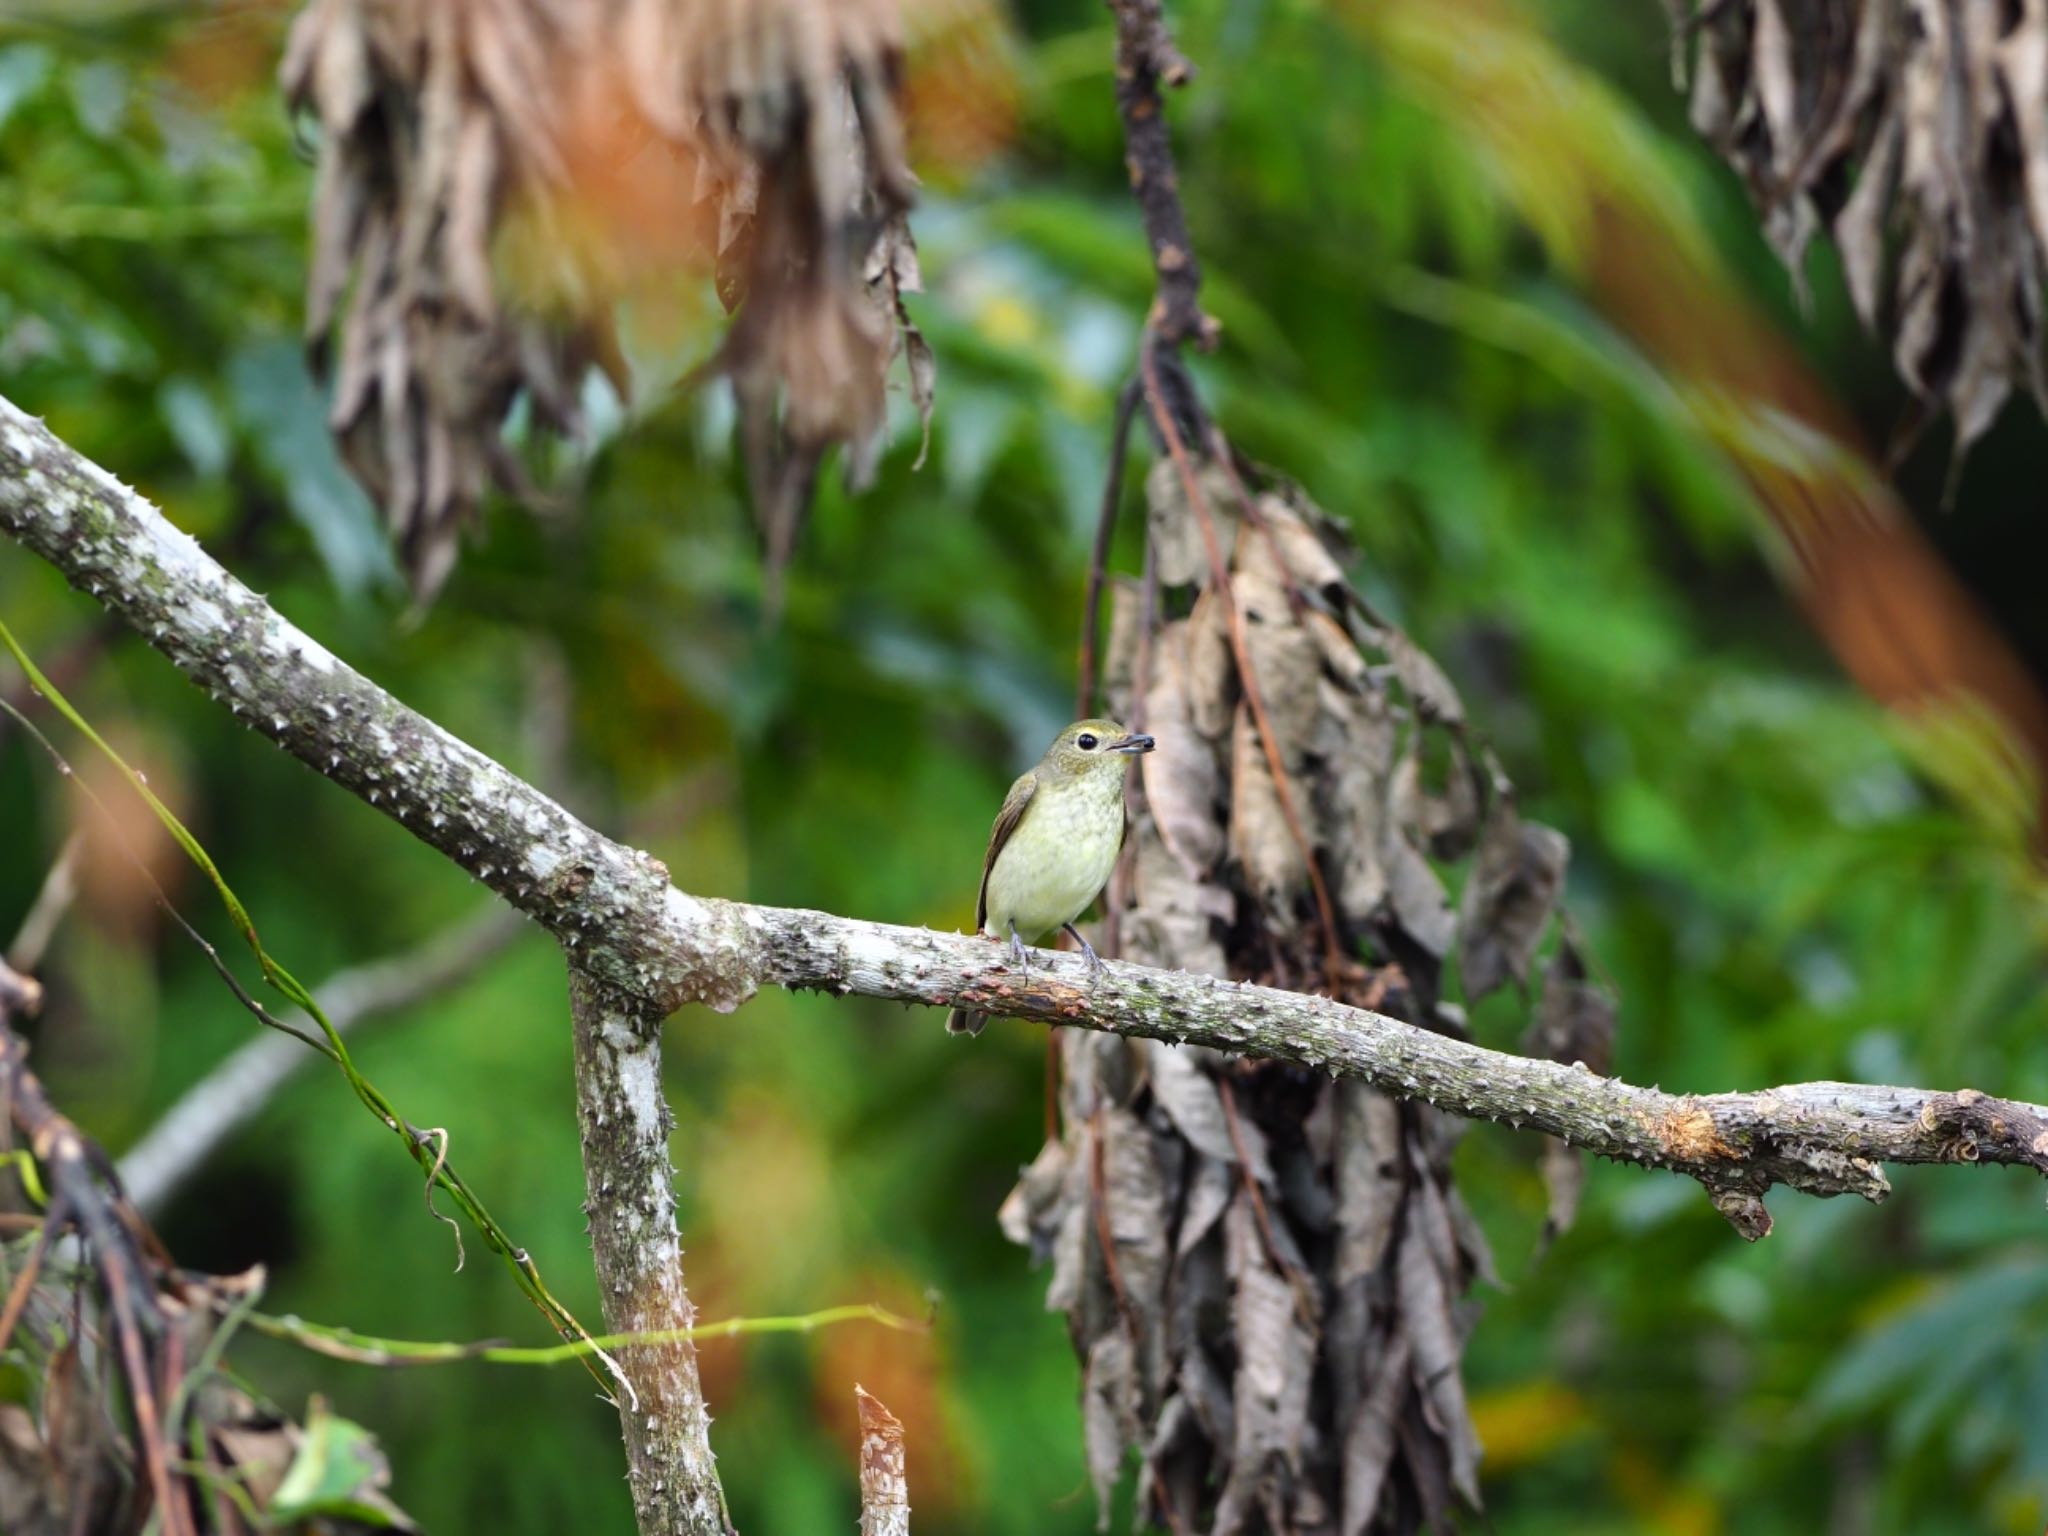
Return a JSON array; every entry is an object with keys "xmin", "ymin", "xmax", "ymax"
[{"xmin": 974, "ymin": 767, "xmax": 1039, "ymax": 933}]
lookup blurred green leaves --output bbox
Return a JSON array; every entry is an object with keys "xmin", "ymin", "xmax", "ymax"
[
  {"xmin": 226, "ymin": 341, "xmax": 394, "ymax": 597},
  {"xmin": 2, "ymin": 2, "xmax": 2046, "ymax": 1533}
]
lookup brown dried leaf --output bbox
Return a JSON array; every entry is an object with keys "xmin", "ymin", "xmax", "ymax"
[
  {"xmin": 1339, "ymin": 1332, "xmax": 1412, "ymax": 1536},
  {"xmin": 1229, "ymin": 702, "xmax": 1307, "ymax": 933},
  {"xmin": 1146, "ymin": 1041, "xmax": 1273, "ymax": 1182},
  {"xmin": 1397, "ymin": 1192, "xmax": 1482, "ymax": 1508},
  {"xmin": 1100, "ymin": 576, "xmax": 1144, "ymax": 719},
  {"xmin": 1524, "ymin": 932, "xmax": 1617, "ymax": 1076},
  {"xmin": 1457, "ymin": 801, "xmax": 1569, "ymax": 1002},
  {"xmin": 1835, "ymin": 113, "xmax": 1901, "ymax": 329},
  {"xmin": 1184, "ymin": 586, "xmax": 1238, "ymax": 738},
  {"xmin": 1175, "ymin": 1152, "xmax": 1235, "ymax": 1259},
  {"xmin": 1534, "ymin": 1138, "xmax": 1586, "ymax": 1250},
  {"xmin": 997, "ymin": 1136, "xmax": 1070, "ymax": 1261},
  {"xmin": 1142, "ymin": 622, "xmax": 1225, "ymax": 876},
  {"xmin": 1312, "ymin": 679, "xmax": 1396, "ymax": 921},
  {"xmin": 1421, "ymin": 733, "xmax": 1483, "ymax": 860},
  {"xmin": 1212, "ymin": 1198, "xmax": 1315, "ymax": 1535},
  {"xmin": 1306, "ymin": 607, "xmax": 1371, "ymax": 691},
  {"xmin": 1676, "ymin": 0, "xmax": 2048, "ymax": 452},
  {"xmin": 1100, "ymin": 1105, "xmax": 1171, "ymax": 1330},
  {"xmin": 1386, "ymin": 629, "xmax": 1464, "ymax": 727},
  {"xmin": 1233, "ymin": 568, "xmax": 1323, "ymax": 765},
  {"xmin": 284, "ymin": 0, "xmax": 933, "ymax": 601},
  {"xmin": 1083, "ymin": 1331, "xmax": 1139, "ymax": 1529},
  {"xmin": 1334, "ymin": 1082, "xmax": 1403, "ymax": 1285},
  {"xmin": 1126, "ymin": 817, "xmax": 1233, "ymax": 977},
  {"xmin": 1245, "ymin": 492, "xmax": 1348, "ymax": 599},
  {"xmin": 1146, "ymin": 457, "xmax": 1238, "ymax": 588},
  {"xmin": 1384, "ymin": 824, "xmax": 1454, "ymax": 960}
]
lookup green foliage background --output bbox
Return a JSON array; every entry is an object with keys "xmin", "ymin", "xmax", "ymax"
[{"xmin": 3, "ymin": 2, "xmax": 2047, "ymax": 1532}]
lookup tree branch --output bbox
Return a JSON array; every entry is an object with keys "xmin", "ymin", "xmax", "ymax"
[
  {"xmin": 569, "ymin": 972, "xmax": 731, "ymax": 1534},
  {"xmin": 1110, "ymin": 0, "xmax": 1215, "ymax": 350},
  {"xmin": 3, "ymin": 403, "xmax": 2045, "ymax": 1271},
  {"xmin": 1, "ymin": 396, "xmax": 731, "ymax": 1536}
]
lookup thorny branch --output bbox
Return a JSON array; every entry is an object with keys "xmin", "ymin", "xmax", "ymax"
[
  {"xmin": 4, "ymin": 391, "xmax": 2048, "ymax": 1242},
  {"xmin": 0, "ymin": 396, "xmax": 728, "ymax": 1535}
]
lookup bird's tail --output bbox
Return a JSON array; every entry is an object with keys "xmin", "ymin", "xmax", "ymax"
[{"xmin": 945, "ymin": 1006, "xmax": 986, "ymax": 1037}]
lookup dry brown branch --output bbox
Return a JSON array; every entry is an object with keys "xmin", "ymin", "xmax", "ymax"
[
  {"xmin": 855, "ymin": 1385, "xmax": 910, "ymax": 1536},
  {"xmin": 0, "ymin": 957, "xmax": 191, "ymax": 1536}
]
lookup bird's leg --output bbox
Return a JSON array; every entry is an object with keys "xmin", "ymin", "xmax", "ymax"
[
  {"xmin": 1008, "ymin": 921, "xmax": 1028, "ymax": 974},
  {"xmin": 1063, "ymin": 923, "xmax": 1105, "ymax": 983}
]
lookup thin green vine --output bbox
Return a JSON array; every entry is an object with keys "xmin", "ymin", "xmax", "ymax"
[
  {"xmin": 242, "ymin": 1299, "xmax": 931, "ymax": 1369},
  {"xmin": 0, "ymin": 618, "xmax": 629, "ymax": 1402}
]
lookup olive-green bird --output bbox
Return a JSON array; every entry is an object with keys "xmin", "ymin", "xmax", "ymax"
[{"xmin": 945, "ymin": 718, "xmax": 1156, "ymax": 1036}]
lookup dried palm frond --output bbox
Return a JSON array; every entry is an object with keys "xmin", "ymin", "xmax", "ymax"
[
  {"xmin": 1679, "ymin": 0, "xmax": 2048, "ymax": 459},
  {"xmin": 1003, "ymin": 425, "xmax": 1614, "ymax": 1533},
  {"xmin": 282, "ymin": 0, "xmax": 947, "ymax": 602}
]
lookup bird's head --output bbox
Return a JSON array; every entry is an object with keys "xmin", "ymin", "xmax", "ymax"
[{"xmin": 1040, "ymin": 718, "xmax": 1155, "ymax": 779}]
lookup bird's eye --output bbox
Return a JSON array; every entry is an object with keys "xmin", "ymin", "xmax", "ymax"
[{"xmin": 1076, "ymin": 732, "xmax": 1099, "ymax": 751}]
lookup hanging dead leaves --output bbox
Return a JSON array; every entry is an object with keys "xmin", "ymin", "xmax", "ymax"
[
  {"xmin": 1004, "ymin": 446, "xmax": 1613, "ymax": 1533},
  {"xmin": 282, "ymin": 0, "xmax": 961, "ymax": 601},
  {"xmin": 1680, "ymin": 0, "xmax": 2048, "ymax": 460}
]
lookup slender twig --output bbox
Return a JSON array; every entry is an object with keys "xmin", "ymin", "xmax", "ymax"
[
  {"xmin": 0, "ymin": 661, "xmax": 624, "ymax": 1412},
  {"xmin": 0, "ymin": 970, "xmax": 192, "ymax": 1536},
  {"xmin": 0, "ymin": 1200, "xmax": 55, "ymax": 1354},
  {"xmin": 1106, "ymin": 0, "xmax": 1341, "ymax": 981},
  {"xmin": 1217, "ymin": 1074, "xmax": 1315, "ymax": 1320},
  {"xmin": 1087, "ymin": 1113, "xmax": 1143, "ymax": 1346},
  {"xmin": 1108, "ymin": 0, "xmax": 1214, "ymax": 348},
  {"xmin": 7, "ymin": 833, "xmax": 79, "ymax": 973},
  {"xmin": 1106, "ymin": 532, "xmax": 1161, "ymax": 965}
]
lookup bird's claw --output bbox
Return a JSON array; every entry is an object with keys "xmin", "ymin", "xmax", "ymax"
[
  {"xmin": 1008, "ymin": 925, "xmax": 1028, "ymax": 975},
  {"xmin": 1064, "ymin": 923, "xmax": 1105, "ymax": 984}
]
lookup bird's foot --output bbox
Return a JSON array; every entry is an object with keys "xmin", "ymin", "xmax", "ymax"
[
  {"xmin": 1064, "ymin": 923, "xmax": 1105, "ymax": 984},
  {"xmin": 1008, "ymin": 924, "xmax": 1028, "ymax": 976}
]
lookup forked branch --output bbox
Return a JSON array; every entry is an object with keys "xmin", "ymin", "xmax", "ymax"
[{"xmin": 4, "ymin": 394, "xmax": 2046, "ymax": 1240}]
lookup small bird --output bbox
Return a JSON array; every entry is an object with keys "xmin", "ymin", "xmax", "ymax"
[{"xmin": 946, "ymin": 718, "xmax": 1156, "ymax": 1036}]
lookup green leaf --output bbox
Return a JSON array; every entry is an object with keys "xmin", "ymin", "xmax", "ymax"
[{"xmin": 269, "ymin": 1397, "xmax": 415, "ymax": 1530}]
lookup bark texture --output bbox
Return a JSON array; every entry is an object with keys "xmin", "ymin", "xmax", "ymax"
[{"xmin": 569, "ymin": 973, "xmax": 731, "ymax": 1536}]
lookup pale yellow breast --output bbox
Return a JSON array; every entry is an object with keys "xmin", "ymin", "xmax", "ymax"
[{"xmin": 983, "ymin": 770, "xmax": 1126, "ymax": 941}]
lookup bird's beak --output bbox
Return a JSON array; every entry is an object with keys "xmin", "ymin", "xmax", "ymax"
[{"xmin": 1109, "ymin": 732, "xmax": 1156, "ymax": 755}]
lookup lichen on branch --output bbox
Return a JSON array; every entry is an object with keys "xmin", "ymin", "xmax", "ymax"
[{"xmin": 5, "ymin": 390, "xmax": 2046, "ymax": 1240}]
